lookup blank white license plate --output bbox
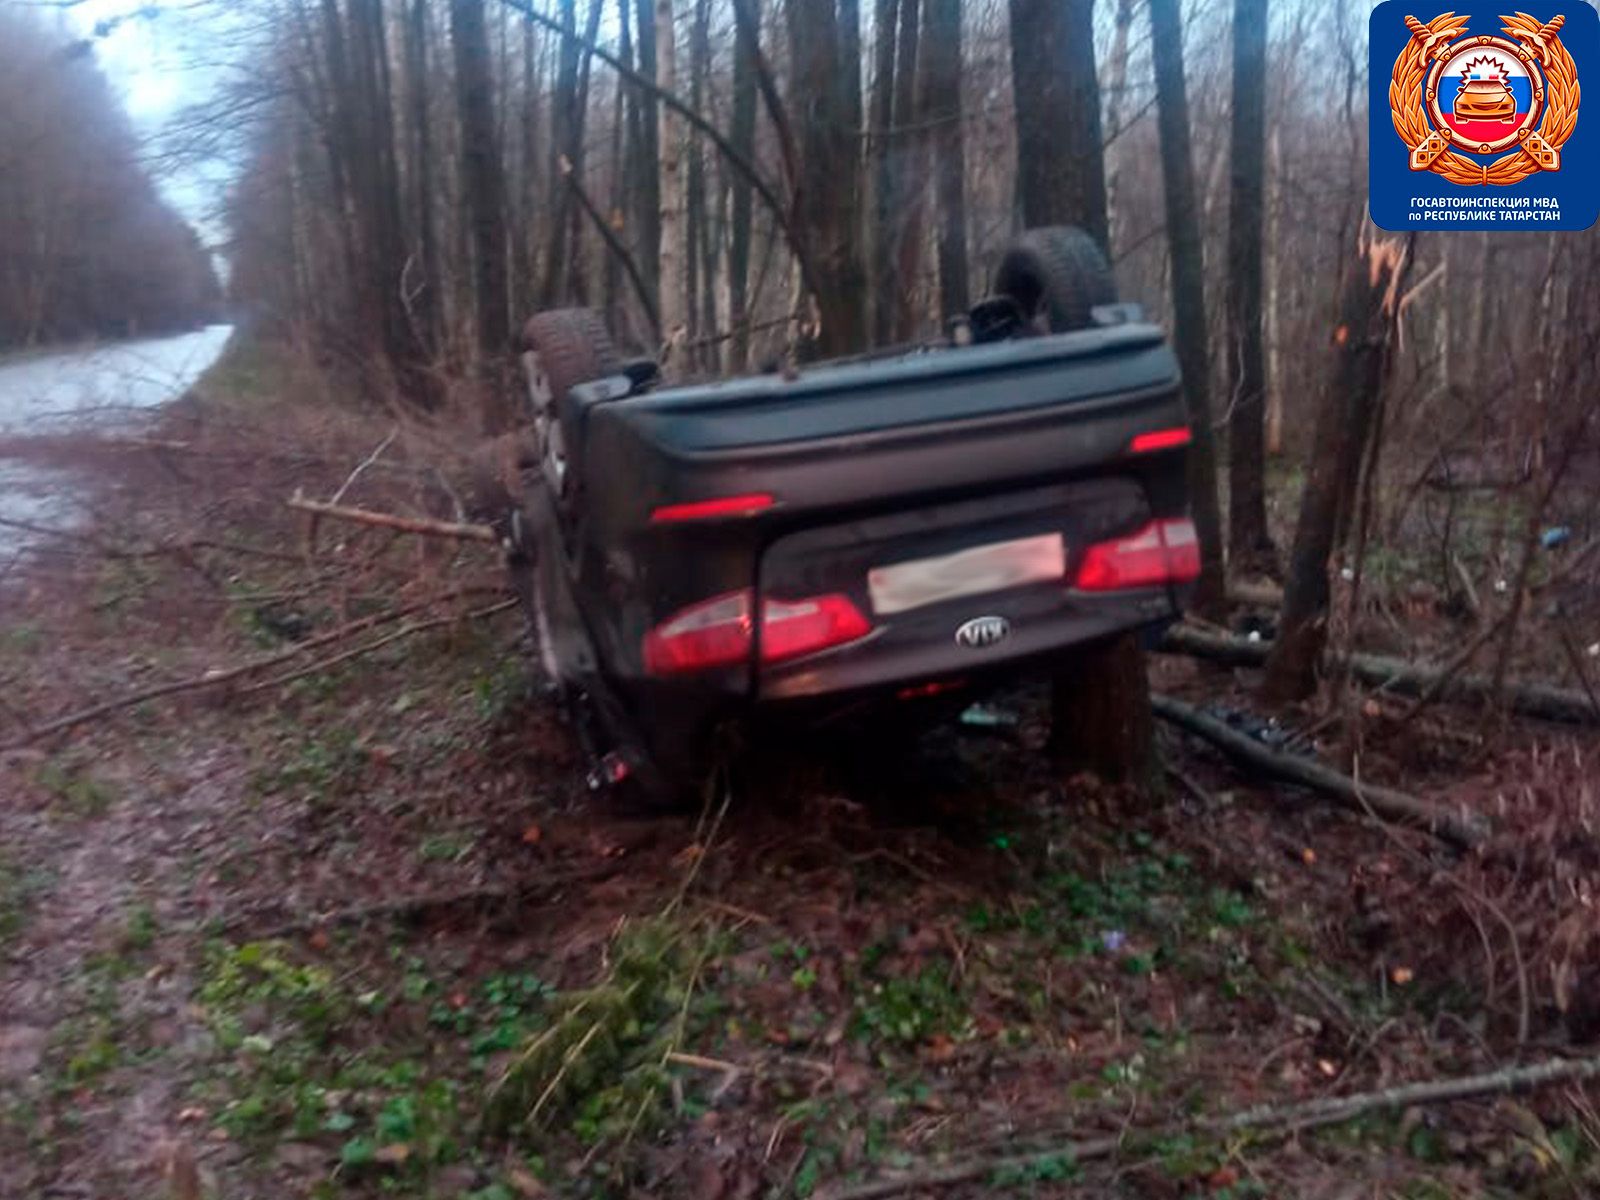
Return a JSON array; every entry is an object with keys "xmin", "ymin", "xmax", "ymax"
[{"xmin": 867, "ymin": 533, "xmax": 1066, "ymax": 616}]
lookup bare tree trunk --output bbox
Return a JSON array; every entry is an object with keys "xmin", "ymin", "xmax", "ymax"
[
  {"xmin": 922, "ymin": 0, "xmax": 968, "ymax": 320},
  {"xmin": 868, "ymin": 0, "xmax": 899, "ymax": 346},
  {"xmin": 563, "ymin": 0, "xmax": 607, "ymax": 303},
  {"xmin": 1264, "ymin": 123, "xmax": 1283, "ymax": 455},
  {"xmin": 541, "ymin": 0, "xmax": 580, "ymax": 306},
  {"xmin": 1149, "ymin": 0, "xmax": 1225, "ymax": 621},
  {"xmin": 727, "ymin": 0, "xmax": 759, "ymax": 368},
  {"xmin": 685, "ymin": 0, "xmax": 711, "ymax": 353},
  {"xmin": 516, "ymin": 10, "xmax": 542, "ymax": 318},
  {"xmin": 656, "ymin": 0, "xmax": 687, "ymax": 358},
  {"xmin": 452, "ymin": 0, "xmax": 511, "ymax": 372},
  {"xmin": 786, "ymin": 0, "xmax": 868, "ymax": 357},
  {"xmin": 1051, "ymin": 633, "xmax": 1155, "ymax": 788},
  {"xmin": 1006, "ymin": 0, "xmax": 1108, "ymax": 249},
  {"xmin": 633, "ymin": 0, "xmax": 663, "ymax": 314},
  {"xmin": 604, "ymin": 0, "xmax": 630, "ymax": 330},
  {"xmin": 1262, "ymin": 232, "xmax": 1411, "ymax": 703},
  {"xmin": 404, "ymin": 0, "xmax": 440, "ymax": 355},
  {"xmin": 1101, "ymin": 0, "xmax": 1135, "ymax": 249},
  {"xmin": 888, "ymin": 0, "xmax": 922, "ymax": 342},
  {"xmin": 1225, "ymin": 0, "xmax": 1274, "ymax": 577}
]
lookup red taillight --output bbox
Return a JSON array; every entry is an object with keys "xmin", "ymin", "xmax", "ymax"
[
  {"xmin": 1074, "ymin": 518, "xmax": 1201, "ymax": 591},
  {"xmin": 642, "ymin": 591, "xmax": 753, "ymax": 674},
  {"xmin": 1129, "ymin": 426, "xmax": 1193, "ymax": 454},
  {"xmin": 650, "ymin": 493, "xmax": 775, "ymax": 523},
  {"xmin": 760, "ymin": 594, "xmax": 872, "ymax": 663},
  {"xmin": 642, "ymin": 590, "xmax": 872, "ymax": 675}
]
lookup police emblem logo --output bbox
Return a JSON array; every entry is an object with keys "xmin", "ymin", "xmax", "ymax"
[{"xmin": 1391, "ymin": 12, "xmax": 1578, "ymax": 184}]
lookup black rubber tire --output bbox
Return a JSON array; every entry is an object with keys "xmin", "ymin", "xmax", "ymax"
[
  {"xmin": 520, "ymin": 307, "xmax": 621, "ymax": 416},
  {"xmin": 992, "ymin": 226, "xmax": 1117, "ymax": 333}
]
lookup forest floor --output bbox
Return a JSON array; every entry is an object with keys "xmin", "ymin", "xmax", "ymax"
[{"xmin": 2, "ymin": 340, "xmax": 1599, "ymax": 1200}]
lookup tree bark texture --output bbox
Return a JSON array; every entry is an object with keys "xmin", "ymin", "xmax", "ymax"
[
  {"xmin": 1050, "ymin": 633, "xmax": 1155, "ymax": 788},
  {"xmin": 656, "ymin": 0, "xmax": 687, "ymax": 354},
  {"xmin": 452, "ymin": 0, "xmax": 511, "ymax": 368},
  {"xmin": 1262, "ymin": 233, "xmax": 1410, "ymax": 702},
  {"xmin": 1149, "ymin": 0, "xmax": 1225, "ymax": 619},
  {"xmin": 1225, "ymin": 0, "xmax": 1273, "ymax": 575},
  {"xmin": 786, "ymin": 0, "xmax": 868, "ymax": 357},
  {"xmin": 922, "ymin": 0, "xmax": 969, "ymax": 320},
  {"xmin": 1007, "ymin": 0, "xmax": 1109, "ymax": 251}
]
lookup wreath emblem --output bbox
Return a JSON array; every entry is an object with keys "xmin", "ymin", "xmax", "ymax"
[{"xmin": 1390, "ymin": 11, "xmax": 1581, "ymax": 186}]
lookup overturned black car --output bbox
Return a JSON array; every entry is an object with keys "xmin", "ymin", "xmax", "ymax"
[{"xmin": 478, "ymin": 226, "xmax": 1197, "ymax": 806}]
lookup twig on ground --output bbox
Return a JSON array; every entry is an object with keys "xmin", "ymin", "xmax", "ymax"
[
  {"xmin": 1150, "ymin": 693, "xmax": 1488, "ymax": 850},
  {"xmin": 1348, "ymin": 755, "xmax": 1530, "ymax": 1046},
  {"xmin": 821, "ymin": 1056, "xmax": 1600, "ymax": 1199},
  {"xmin": 327, "ymin": 427, "xmax": 398, "ymax": 506},
  {"xmin": 288, "ymin": 492, "xmax": 497, "ymax": 543},
  {"xmin": 1161, "ymin": 758, "xmax": 1214, "ymax": 807},
  {"xmin": 4, "ymin": 586, "xmax": 501, "ymax": 749},
  {"xmin": 239, "ymin": 599, "xmax": 515, "ymax": 693}
]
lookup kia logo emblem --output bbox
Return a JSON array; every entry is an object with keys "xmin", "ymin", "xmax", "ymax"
[{"xmin": 954, "ymin": 615, "xmax": 1010, "ymax": 650}]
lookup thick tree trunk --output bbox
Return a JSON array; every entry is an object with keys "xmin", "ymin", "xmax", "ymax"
[
  {"xmin": 888, "ymin": 0, "xmax": 923, "ymax": 343},
  {"xmin": 727, "ymin": 0, "xmax": 759, "ymax": 368},
  {"xmin": 633, "ymin": 0, "xmax": 663, "ymax": 314},
  {"xmin": 868, "ymin": 0, "xmax": 899, "ymax": 346},
  {"xmin": 656, "ymin": 0, "xmax": 687, "ymax": 356},
  {"xmin": 1006, "ymin": 0, "xmax": 1108, "ymax": 250},
  {"xmin": 1262, "ymin": 233, "xmax": 1410, "ymax": 702},
  {"xmin": 1050, "ymin": 633, "xmax": 1155, "ymax": 789},
  {"xmin": 403, "ymin": 0, "xmax": 440, "ymax": 355},
  {"xmin": 452, "ymin": 0, "xmax": 511, "ymax": 368},
  {"xmin": 1149, "ymin": 0, "xmax": 1225, "ymax": 620},
  {"xmin": 922, "ymin": 0, "xmax": 968, "ymax": 320},
  {"xmin": 1225, "ymin": 0, "xmax": 1274, "ymax": 576},
  {"xmin": 786, "ymin": 0, "xmax": 868, "ymax": 357}
]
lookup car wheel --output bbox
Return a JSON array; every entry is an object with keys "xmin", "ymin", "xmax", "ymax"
[
  {"xmin": 992, "ymin": 226, "xmax": 1117, "ymax": 333},
  {"xmin": 519, "ymin": 308, "xmax": 620, "ymax": 502}
]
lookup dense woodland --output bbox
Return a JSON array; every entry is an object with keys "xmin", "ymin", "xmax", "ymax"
[
  {"xmin": 0, "ymin": 9, "xmax": 221, "ymax": 350},
  {"xmin": 7, "ymin": 6, "xmax": 1600, "ymax": 1194},
  {"xmin": 215, "ymin": 0, "xmax": 1600, "ymax": 700}
]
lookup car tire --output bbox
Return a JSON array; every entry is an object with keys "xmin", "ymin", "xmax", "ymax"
[
  {"xmin": 520, "ymin": 307, "xmax": 621, "ymax": 427},
  {"xmin": 992, "ymin": 226, "xmax": 1117, "ymax": 333}
]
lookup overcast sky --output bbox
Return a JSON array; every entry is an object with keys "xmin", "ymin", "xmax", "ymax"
[{"xmin": 69, "ymin": 0, "xmax": 237, "ymax": 247}]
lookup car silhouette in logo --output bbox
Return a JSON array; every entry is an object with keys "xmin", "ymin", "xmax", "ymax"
[{"xmin": 1453, "ymin": 56, "xmax": 1519, "ymax": 123}]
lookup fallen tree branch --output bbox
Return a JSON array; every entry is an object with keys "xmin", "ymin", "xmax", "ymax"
[
  {"xmin": 288, "ymin": 493, "xmax": 497, "ymax": 543},
  {"xmin": 822, "ymin": 1055, "xmax": 1600, "ymax": 1199},
  {"xmin": 3, "ymin": 588, "xmax": 499, "ymax": 749},
  {"xmin": 1150, "ymin": 693, "xmax": 1488, "ymax": 849},
  {"xmin": 560, "ymin": 155, "xmax": 661, "ymax": 341},
  {"xmin": 240, "ymin": 599, "xmax": 516, "ymax": 694},
  {"xmin": 1160, "ymin": 624, "xmax": 1600, "ymax": 727}
]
